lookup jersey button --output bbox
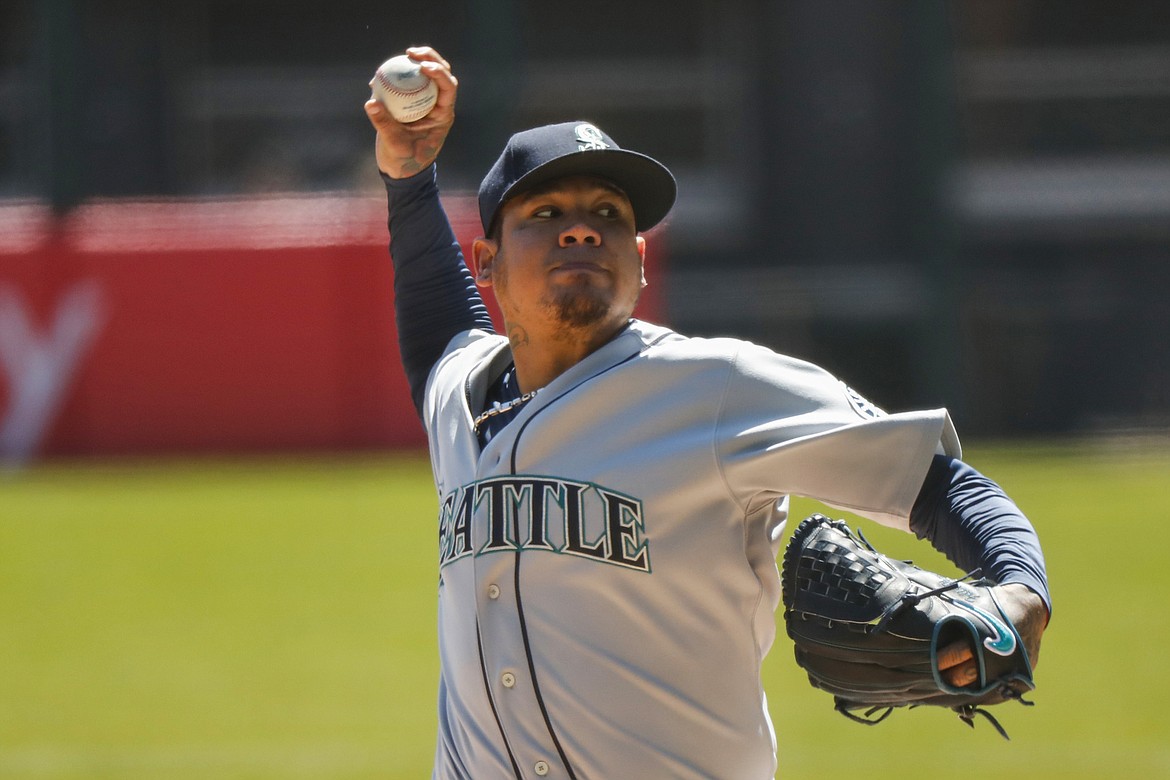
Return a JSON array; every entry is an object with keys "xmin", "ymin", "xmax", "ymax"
[
  {"xmin": 487, "ymin": 584, "xmax": 501, "ymax": 600},
  {"xmin": 534, "ymin": 760, "xmax": 550, "ymax": 776},
  {"xmin": 501, "ymin": 672, "xmax": 516, "ymax": 688}
]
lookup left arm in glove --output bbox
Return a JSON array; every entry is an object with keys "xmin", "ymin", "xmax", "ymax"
[{"xmin": 911, "ymin": 455, "xmax": 1051, "ymax": 689}]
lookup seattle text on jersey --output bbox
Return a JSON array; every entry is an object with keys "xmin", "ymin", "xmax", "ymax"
[{"xmin": 438, "ymin": 476, "xmax": 652, "ymax": 573}]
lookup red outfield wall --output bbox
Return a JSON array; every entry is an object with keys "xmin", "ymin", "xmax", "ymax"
[{"xmin": 0, "ymin": 195, "xmax": 667, "ymax": 461}]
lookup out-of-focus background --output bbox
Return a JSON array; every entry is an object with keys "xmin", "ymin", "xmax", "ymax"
[
  {"xmin": 2, "ymin": 2, "xmax": 1169, "ymax": 778},
  {"xmin": 3, "ymin": 0, "xmax": 1169, "ymax": 461}
]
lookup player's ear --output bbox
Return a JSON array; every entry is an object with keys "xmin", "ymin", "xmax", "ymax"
[
  {"xmin": 471, "ymin": 237, "xmax": 497, "ymax": 287},
  {"xmin": 636, "ymin": 236, "xmax": 648, "ymax": 288}
]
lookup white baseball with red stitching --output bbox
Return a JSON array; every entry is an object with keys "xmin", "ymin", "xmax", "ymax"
[{"xmin": 371, "ymin": 54, "xmax": 438, "ymax": 123}]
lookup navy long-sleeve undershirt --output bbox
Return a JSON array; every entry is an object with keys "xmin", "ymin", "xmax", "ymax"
[
  {"xmin": 383, "ymin": 167, "xmax": 493, "ymax": 415},
  {"xmin": 911, "ymin": 454, "xmax": 1051, "ymax": 612}
]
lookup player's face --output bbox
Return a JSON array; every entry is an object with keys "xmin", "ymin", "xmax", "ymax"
[{"xmin": 477, "ymin": 176, "xmax": 647, "ymax": 337}]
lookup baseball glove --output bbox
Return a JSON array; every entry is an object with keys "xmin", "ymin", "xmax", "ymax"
[{"xmin": 780, "ymin": 514, "xmax": 1035, "ymax": 739}]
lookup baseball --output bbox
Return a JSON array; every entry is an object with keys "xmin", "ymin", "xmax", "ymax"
[{"xmin": 371, "ymin": 54, "xmax": 438, "ymax": 123}]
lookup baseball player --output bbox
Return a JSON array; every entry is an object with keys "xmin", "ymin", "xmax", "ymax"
[{"xmin": 365, "ymin": 47, "xmax": 1049, "ymax": 779}]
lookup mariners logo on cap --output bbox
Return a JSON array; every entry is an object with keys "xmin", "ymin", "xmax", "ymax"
[{"xmin": 575, "ymin": 124, "xmax": 610, "ymax": 151}]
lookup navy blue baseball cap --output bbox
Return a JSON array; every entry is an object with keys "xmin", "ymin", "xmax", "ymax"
[{"xmin": 477, "ymin": 121, "xmax": 677, "ymax": 235}]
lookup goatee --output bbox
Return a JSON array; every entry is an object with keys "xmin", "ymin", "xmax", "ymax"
[{"xmin": 548, "ymin": 285, "xmax": 610, "ymax": 329}]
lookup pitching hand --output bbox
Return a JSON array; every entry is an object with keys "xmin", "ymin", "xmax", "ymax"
[{"xmin": 364, "ymin": 46, "xmax": 457, "ymax": 179}]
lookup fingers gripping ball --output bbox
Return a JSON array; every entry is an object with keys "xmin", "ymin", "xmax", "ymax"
[
  {"xmin": 371, "ymin": 54, "xmax": 438, "ymax": 123},
  {"xmin": 780, "ymin": 514, "xmax": 1036, "ymax": 739}
]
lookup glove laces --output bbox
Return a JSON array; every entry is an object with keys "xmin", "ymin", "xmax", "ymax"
[
  {"xmin": 859, "ymin": 519, "xmax": 982, "ymax": 634},
  {"xmin": 837, "ymin": 688, "xmax": 1034, "ymax": 740},
  {"xmin": 955, "ymin": 687, "xmax": 1035, "ymax": 740}
]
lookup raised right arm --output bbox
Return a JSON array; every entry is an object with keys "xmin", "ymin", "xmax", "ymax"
[
  {"xmin": 383, "ymin": 167, "xmax": 493, "ymax": 415},
  {"xmin": 365, "ymin": 47, "xmax": 493, "ymax": 416}
]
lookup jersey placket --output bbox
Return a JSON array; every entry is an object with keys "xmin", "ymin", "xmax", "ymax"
[{"xmin": 472, "ymin": 429, "xmax": 571, "ymax": 779}]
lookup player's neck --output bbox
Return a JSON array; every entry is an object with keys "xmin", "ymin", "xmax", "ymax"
[{"xmin": 508, "ymin": 318, "xmax": 628, "ymax": 393}]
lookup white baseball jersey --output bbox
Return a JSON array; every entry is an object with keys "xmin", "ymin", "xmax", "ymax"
[{"xmin": 422, "ymin": 319, "xmax": 960, "ymax": 779}]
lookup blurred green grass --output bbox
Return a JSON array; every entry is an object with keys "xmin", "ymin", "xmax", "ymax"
[
  {"xmin": 1, "ymin": 455, "xmax": 438, "ymax": 779},
  {"xmin": 2, "ymin": 441, "xmax": 1168, "ymax": 778}
]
